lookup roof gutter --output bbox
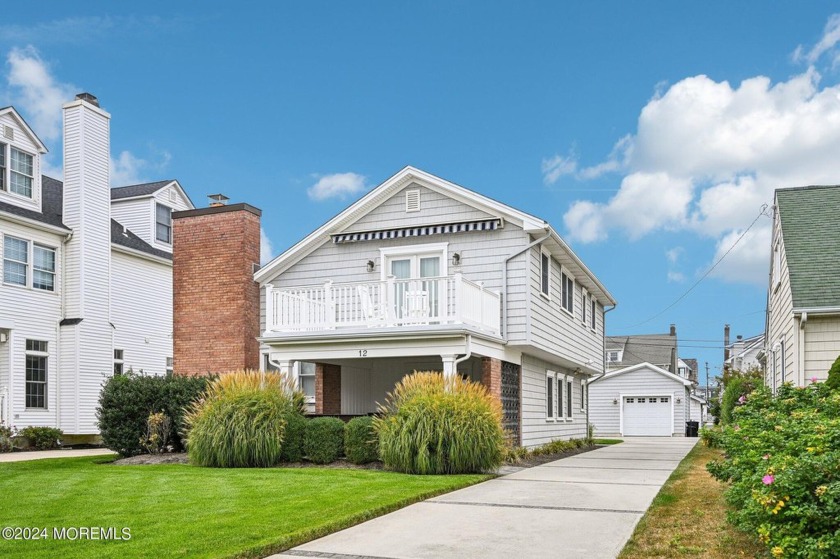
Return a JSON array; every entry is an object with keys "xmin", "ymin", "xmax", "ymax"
[
  {"xmin": 793, "ymin": 307, "xmax": 840, "ymax": 316},
  {"xmin": 0, "ymin": 212, "xmax": 72, "ymax": 236}
]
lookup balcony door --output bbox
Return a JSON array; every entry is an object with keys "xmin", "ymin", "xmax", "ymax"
[{"xmin": 381, "ymin": 243, "xmax": 448, "ymax": 321}]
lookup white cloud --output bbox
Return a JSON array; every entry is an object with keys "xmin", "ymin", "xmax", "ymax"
[
  {"xmin": 666, "ymin": 247, "xmax": 684, "ymax": 265},
  {"xmin": 667, "ymin": 271, "xmax": 686, "ymax": 283},
  {"xmin": 708, "ymin": 225, "xmax": 771, "ymax": 285},
  {"xmin": 4, "ymin": 46, "xmax": 75, "ymax": 142},
  {"xmin": 793, "ymin": 13, "xmax": 840, "ymax": 65},
  {"xmin": 307, "ymin": 172, "xmax": 367, "ymax": 201},
  {"xmin": 260, "ymin": 227, "xmax": 274, "ymax": 265},
  {"xmin": 110, "ymin": 149, "xmax": 171, "ymax": 187},
  {"xmin": 560, "ymin": 17, "xmax": 840, "ymax": 285},
  {"xmin": 666, "ymin": 247, "xmax": 685, "ymax": 283},
  {"xmin": 541, "ymin": 152, "xmax": 577, "ymax": 185}
]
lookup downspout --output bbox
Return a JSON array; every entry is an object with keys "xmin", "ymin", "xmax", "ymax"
[
  {"xmin": 56, "ymin": 230, "xmax": 73, "ymax": 430},
  {"xmin": 454, "ymin": 334, "xmax": 472, "ymax": 368},
  {"xmin": 502, "ymin": 225, "xmax": 551, "ymax": 338},
  {"xmin": 798, "ymin": 312, "xmax": 807, "ymax": 386},
  {"xmin": 588, "ymin": 303, "xmax": 617, "ymax": 439}
]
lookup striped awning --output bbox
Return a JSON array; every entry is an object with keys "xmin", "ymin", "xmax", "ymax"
[{"xmin": 332, "ymin": 218, "xmax": 503, "ymax": 244}]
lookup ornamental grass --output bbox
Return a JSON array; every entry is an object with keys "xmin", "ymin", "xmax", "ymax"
[
  {"xmin": 374, "ymin": 371, "xmax": 504, "ymax": 474},
  {"xmin": 184, "ymin": 369, "xmax": 305, "ymax": 468}
]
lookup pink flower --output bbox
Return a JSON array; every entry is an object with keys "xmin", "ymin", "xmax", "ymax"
[
  {"xmin": 763, "ymin": 454, "xmax": 770, "ymax": 460},
  {"xmin": 763, "ymin": 475, "xmax": 775, "ymax": 485},
  {"xmin": 811, "ymin": 377, "xmax": 818, "ymax": 383},
  {"xmin": 738, "ymin": 395, "xmax": 747, "ymax": 404},
  {"xmin": 733, "ymin": 425, "xmax": 741, "ymax": 431}
]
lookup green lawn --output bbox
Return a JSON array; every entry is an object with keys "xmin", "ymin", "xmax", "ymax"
[{"xmin": 0, "ymin": 455, "xmax": 488, "ymax": 559}]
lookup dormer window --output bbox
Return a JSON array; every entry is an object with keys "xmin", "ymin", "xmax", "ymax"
[
  {"xmin": 9, "ymin": 146, "xmax": 34, "ymax": 198},
  {"xmin": 156, "ymin": 203, "xmax": 172, "ymax": 244}
]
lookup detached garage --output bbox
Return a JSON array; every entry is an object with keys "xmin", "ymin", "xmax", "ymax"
[{"xmin": 588, "ymin": 362, "xmax": 692, "ymax": 437}]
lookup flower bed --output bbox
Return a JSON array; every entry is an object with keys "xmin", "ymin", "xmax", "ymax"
[{"xmin": 707, "ymin": 382, "xmax": 840, "ymax": 558}]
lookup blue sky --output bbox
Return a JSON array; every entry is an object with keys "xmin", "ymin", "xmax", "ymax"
[{"xmin": 3, "ymin": 2, "xmax": 840, "ymax": 380}]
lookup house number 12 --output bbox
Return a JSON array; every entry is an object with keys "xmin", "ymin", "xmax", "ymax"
[{"xmin": 359, "ymin": 350, "xmax": 368, "ymax": 357}]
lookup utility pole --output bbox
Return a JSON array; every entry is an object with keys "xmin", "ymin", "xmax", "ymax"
[{"xmin": 705, "ymin": 361, "xmax": 710, "ymax": 402}]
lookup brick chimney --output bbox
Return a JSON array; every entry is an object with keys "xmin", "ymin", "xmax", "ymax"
[{"xmin": 172, "ymin": 201, "xmax": 261, "ymax": 375}]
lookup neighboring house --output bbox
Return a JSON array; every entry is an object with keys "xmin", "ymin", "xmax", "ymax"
[
  {"xmin": 588, "ymin": 362, "xmax": 692, "ymax": 437},
  {"xmin": 689, "ymin": 394, "xmax": 707, "ymax": 424},
  {"xmin": 605, "ymin": 324, "xmax": 679, "ymax": 374},
  {"xmin": 255, "ymin": 166, "xmax": 616, "ymax": 448},
  {"xmin": 680, "ymin": 358, "xmax": 699, "ymax": 384},
  {"xmin": 724, "ymin": 333, "xmax": 764, "ymax": 373},
  {"xmin": 0, "ymin": 94, "xmax": 193, "ymax": 437},
  {"xmin": 766, "ymin": 185, "xmax": 840, "ymax": 390}
]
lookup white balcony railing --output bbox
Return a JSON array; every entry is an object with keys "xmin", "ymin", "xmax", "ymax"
[{"xmin": 265, "ymin": 274, "xmax": 501, "ymax": 336}]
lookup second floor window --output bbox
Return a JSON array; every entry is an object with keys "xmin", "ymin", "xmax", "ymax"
[
  {"xmin": 540, "ymin": 252, "xmax": 550, "ymax": 296},
  {"xmin": 9, "ymin": 147, "xmax": 34, "ymax": 198},
  {"xmin": 33, "ymin": 245, "xmax": 56, "ymax": 291},
  {"xmin": 3, "ymin": 236, "xmax": 56, "ymax": 291},
  {"xmin": 561, "ymin": 272, "xmax": 574, "ymax": 313},
  {"xmin": 156, "ymin": 203, "xmax": 172, "ymax": 244},
  {"xmin": 0, "ymin": 142, "xmax": 6, "ymax": 191}
]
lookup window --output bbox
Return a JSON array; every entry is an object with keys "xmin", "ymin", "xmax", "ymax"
[
  {"xmin": 660, "ymin": 397, "xmax": 670, "ymax": 403},
  {"xmin": 166, "ymin": 357, "xmax": 174, "ymax": 375},
  {"xmin": 581, "ymin": 380, "xmax": 587, "ymax": 411},
  {"xmin": 561, "ymin": 271, "xmax": 574, "ymax": 313},
  {"xmin": 626, "ymin": 397, "xmax": 635, "ymax": 403},
  {"xmin": 0, "ymin": 142, "xmax": 6, "ymax": 191},
  {"xmin": 566, "ymin": 379, "xmax": 573, "ymax": 418},
  {"xmin": 638, "ymin": 397, "xmax": 646, "ymax": 403},
  {"xmin": 3, "ymin": 236, "xmax": 28, "ymax": 286},
  {"xmin": 541, "ymin": 254, "xmax": 551, "ymax": 295},
  {"xmin": 590, "ymin": 299, "xmax": 596, "ymax": 330},
  {"xmin": 3, "ymin": 237, "xmax": 56, "ymax": 291},
  {"xmin": 10, "ymin": 147, "xmax": 34, "ymax": 198},
  {"xmin": 299, "ymin": 362, "xmax": 316, "ymax": 402},
  {"xmin": 114, "ymin": 349, "xmax": 124, "ymax": 376},
  {"xmin": 557, "ymin": 376, "xmax": 564, "ymax": 419},
  {"xmin": 546, "ymin": 374, "xmax": 554, "ymax": 418},
  {"xmin": 156, "ymin": 203, "xmax": 172, "ymax": 244},
  {"xmin": 25, "ymin": 339, "xmax": 48, "ymax": 408},
  {"xmin": 32, "ymin": 245, "xmax": 55, "ymax": 291},
  {"xmin": 606, "ymin": 350, "xmax": 621, "ymax": 363},
  {"xmin": 581, "ymin": 288, "xmax": 587, "ymax": 325}
]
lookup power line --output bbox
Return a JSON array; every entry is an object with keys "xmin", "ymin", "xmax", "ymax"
[{"xmin": 620, "ymin": 204, "xmax": 769, "ymax": 329}]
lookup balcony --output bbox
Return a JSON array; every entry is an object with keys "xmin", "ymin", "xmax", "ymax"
[{"xmin": 265, "ymin": 274, "xmax": 501, "ymax": 337}]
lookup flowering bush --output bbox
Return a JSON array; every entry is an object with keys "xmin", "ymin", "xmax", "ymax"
[{"xmin": 707, "ymin": 382, "xmax": 840, "ymax": 558}]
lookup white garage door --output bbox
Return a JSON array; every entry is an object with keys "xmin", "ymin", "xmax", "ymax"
[{"xmin": 623, "ymin": 396, "xmax": 672, "ymax": 436}]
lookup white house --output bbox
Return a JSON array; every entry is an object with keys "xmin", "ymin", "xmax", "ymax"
[
  {"xmin": 766, "ymin": 185, "xmax": 840, "ymax": 390},
  {"xmin": 0, "ymin": 94, "xmax": 193, "ymax": 438},
  {"xmin": 256, "ymin": 166, "xmax": 617, "ymax": 448},
  {"xmin": 588, "ymin": 362, "xmax": 692, "ymax": 437},
  {"xmin": 724, "ymin": 333, "xmax": 764, "ymax": 373}
]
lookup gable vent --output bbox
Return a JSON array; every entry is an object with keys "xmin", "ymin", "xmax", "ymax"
[
  {"xmin": 2, "ymin": 125, "xmax": 13, "ymax": 140},
  {"xmin": 405, "ymin": 189, "xmax": 420, "ymax": 212},
  {"xmin": 169, "ymin": 189, "xmax": 176, "ymax": 202}
]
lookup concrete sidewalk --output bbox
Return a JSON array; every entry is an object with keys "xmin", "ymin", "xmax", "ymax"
[
  {"xmin": 270, "ymin": 437, "xmax": 698, "ymax": 559},
  {"xmin": 0, "ymin": 448, "xmax": 115, "ymax": 463}
]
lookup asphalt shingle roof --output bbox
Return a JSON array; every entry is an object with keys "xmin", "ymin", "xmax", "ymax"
[
  {"xmin": 0, "ymin": 175, "xmax": 70, "ymax": 230},
  {"xmin": 110, "ymin": 180, "xmax": 174, "ymax": 200},
  {"xmin": 111, "ymin": 219, "xmax": 172, "ymax": 260},
  {"xmin": 606, "ymin": 333, "xmax": 676, "ymax": 369},
  {"xmin": 776, "ymin": 185, "xmax": 840, "ymax": 309}
]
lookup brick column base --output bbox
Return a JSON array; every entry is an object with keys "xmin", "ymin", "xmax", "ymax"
[
  {"xmin": 315, "ymin": 363, "xmax": 341, "ymax": 415},
  {"xmin": 481, "ymin": 357, "xmax": 502, "ymax": 402}
]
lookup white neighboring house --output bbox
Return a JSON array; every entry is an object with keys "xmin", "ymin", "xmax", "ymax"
[
  {"xmin": 0, "ymin": 94, "xmax": 193, "ymax": 438},
  {"xmin": 725, "ymin": 333, "xmax": 764, "ymax": 373},
  {"xmin": 766, "ymin": 185, "xmax": 840, "ymax": 390},
  {"xmin": 588, "ymin": 362, "xmax": 692, "ymax": 437},
  {"xmin": 689, "ymin": 394, "xmax": 707, "ymax": 424},
  {"xmin": 256, "ymin": 166, "xmax": 617, "ymax": 448}
]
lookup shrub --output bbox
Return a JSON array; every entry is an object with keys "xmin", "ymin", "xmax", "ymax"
[
  {"xmin": 97, "ymin": 371, "xmax": 211, "ymax": 457},
  {"xmin": 374, "ymin": 371, "xmax": 505, "ymax": 474},
  {"xmin": 19, "ymin": 426, "xmax": 63, "ymax": 450},
  {"xmin": 304, "ymin": 417, "xmax": 346, "ymax": 464},
  {"xmin": 708, "ymin": 383, "xmax": 840, "ymax": 557},
  {"xmin": 345, "ymin": 416, "xmax": 379, "ymax": 464},
  {"xmin": 825, "ymin": 354, "xmax": 840, "ymax": 390},
  {"xmin": 279, "ymin": 411, "xmax": 306, "ymax": 463},
  {"xmin": 0, "ymin": 423, "xmax": 13, "ymax": 453},
  {"xmin": 140, "ymin": 412, "xmax": 171, "ymax": 455},
  {"xmin": 185, "ymin": 370, "xmax": 305, "ymax": 468},
  {"xmin": 699, "ymin": 425, "xmax": 723, "ymax": 448}
]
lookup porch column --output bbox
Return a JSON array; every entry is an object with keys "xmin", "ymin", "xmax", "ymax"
[
  {"xmin": 441, "ymin": 355, "xmax": 457, "ymax": 381},
  {"xmin": 481, "ymin": 357, "xmax": 502, "ymax": 402},
  {"xmin": 315, "ymin": 363, "xmax": 341, "ymax": 415}
]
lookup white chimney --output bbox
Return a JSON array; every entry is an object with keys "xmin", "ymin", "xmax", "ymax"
[{"xmin": 59, "ymin": 93, "xmax": 112, "ymax": 434}]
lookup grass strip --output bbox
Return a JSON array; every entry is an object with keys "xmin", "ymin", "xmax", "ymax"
[{"xmin": 619, "ymin": 444, "xmax": 765, "ymax": 559}]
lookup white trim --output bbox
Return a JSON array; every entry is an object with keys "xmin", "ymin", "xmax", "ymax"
[
  {"xmin": 110, "ymin": 180, "xmax": 195, "ymax": 209},
  {"xmin": 0, "ymin": 107, "xmax": 48, "ymax": 153},
  {"xmin": 539, "ymin": 248, "xmax": 551, "ymax": 300},
  {"xmin": 0, "ymin": 211, "xmax": 70, "ymax": 235},
  {"xmin": 379, "ymin": 242, "xmax": 449, "ymax": 281},
  {"xmin": 545, "ymin": 369, "xmax": 557, "ymax": 421}
]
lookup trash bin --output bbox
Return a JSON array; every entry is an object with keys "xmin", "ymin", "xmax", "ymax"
[{"xmin": 685, "ymin": 420, "xmax": 699, "ymax": 437}]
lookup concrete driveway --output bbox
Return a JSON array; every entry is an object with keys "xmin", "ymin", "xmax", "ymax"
[{"xmin": 271, "ymin": 437, "xmax": 698, "ymax": 559}]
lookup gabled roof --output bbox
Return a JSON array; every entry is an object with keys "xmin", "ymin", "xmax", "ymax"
[
  {"xmin": 0, "ymin": 175, "xmax": 70, "ymax": 231},
  {"xmin": 111, "ymin": 179, "xmax": 195, "ymax": 208},
  {"xmin": 591, "ymin": 362, "xmax": 692, "ymax": 386},
  {"xmin": 111, "ymin": 219, "xmax": 172, "ymax": 261},
  {"xmin": 0, "ymin": 107, "xmax": 48, "ymax": 153},
  {"xmin": 776, "ymin": 185, "xmax": 840, "ymax": 309},
  {"xmin": 255, "ymin": 166, "xmax": 616, "ymax": 304},
  {"xmin": 605, "ymin": 333, "xmax": 676, "ymax": 368}
]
